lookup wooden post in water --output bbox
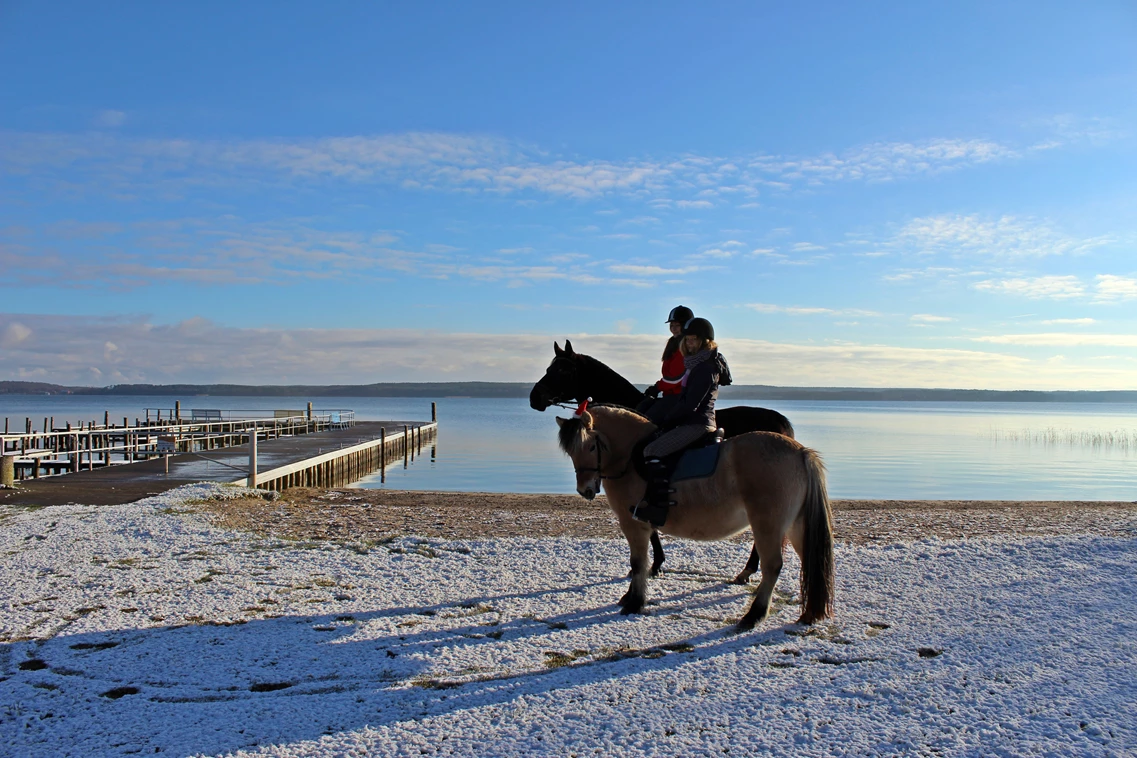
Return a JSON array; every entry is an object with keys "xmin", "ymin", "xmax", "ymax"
[
  {"xmin": 431, "ymin": 402, "xmax": 437, "ymax": 422},
  {"xmin": 175, "ymin": 401, "xmax": 181, "ymax": 423},
  {"xmin": 248, "ymin": 424, "xmax": 258, "ymax": 489},
  {"xmin": 1, "ymin": 453, "xmax": 14, "ymax": 488}
]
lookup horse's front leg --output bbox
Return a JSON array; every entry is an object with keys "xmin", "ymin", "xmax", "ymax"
[{"xmin": 618, "ymin": 525, "xmax": 653, "ymax": 614}]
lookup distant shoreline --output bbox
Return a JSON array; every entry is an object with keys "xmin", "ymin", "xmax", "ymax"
[{"xmin": 2, "ymin": 380, "xmax": 1136, "ymax": 403}]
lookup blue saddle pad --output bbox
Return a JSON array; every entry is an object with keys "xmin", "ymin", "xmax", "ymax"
[{"xmin": 671, "ymin": 443, "xmax": 722, "ymax": 483}]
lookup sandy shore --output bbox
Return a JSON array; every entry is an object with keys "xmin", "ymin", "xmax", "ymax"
[{"xmin": 197, "ymin": 487, "xmax": 1137, "ymax": 544}]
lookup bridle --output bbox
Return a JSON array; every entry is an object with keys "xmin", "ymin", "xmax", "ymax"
[
  {"xmin": 537, "ymin": 355, "xmax": 579, "ymax": 407},
  {"xmin": 571, "ymin": 425, "xmax": 633, "ymax": 482}
]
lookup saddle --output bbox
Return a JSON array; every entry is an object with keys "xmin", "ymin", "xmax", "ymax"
[{"xmin": 631, "ymin": 428, "xmax": 724, "ymax": 527}]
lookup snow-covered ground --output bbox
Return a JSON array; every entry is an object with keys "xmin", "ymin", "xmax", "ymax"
[{"xmin": 1, "ymin": 483, "xmax": 1134, "ymax": 757}]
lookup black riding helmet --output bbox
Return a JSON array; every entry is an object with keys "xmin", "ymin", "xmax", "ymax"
[
  {"xmin": 683, "ymin": 317, "xmax": 714, "ymax": 341},
  {"xmin": 666, "ymin": 305, "xmax": 694, "ymax": 324}
]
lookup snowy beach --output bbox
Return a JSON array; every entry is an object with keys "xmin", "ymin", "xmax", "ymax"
[{"xmin": 1, "ymin": 484, "xmax": 1135, "ymax": 756}]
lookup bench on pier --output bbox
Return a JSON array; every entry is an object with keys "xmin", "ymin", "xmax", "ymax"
[{"xmin": 191, "ymin": 409, "xmax": 223, "ymax": 421}]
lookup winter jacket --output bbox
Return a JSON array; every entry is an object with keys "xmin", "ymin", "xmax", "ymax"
[
  {"xmin": 649, "ymin": 350, "xmax": 732, "ymax": 430},
  {"xmin": 656, "ymin": 341, "xmax": 687, "ymax": 397}
]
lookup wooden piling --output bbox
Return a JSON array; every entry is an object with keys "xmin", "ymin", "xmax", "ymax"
[
  {"xmin": 248, "ymin": 425, "xmax": 258, "ymax": 489},
  {"xmin": 1, "ymin": 453, "xmax": 14, "ymax": 487}
]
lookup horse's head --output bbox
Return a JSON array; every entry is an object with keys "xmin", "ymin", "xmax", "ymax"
[
  {"xmin": 556, "ymin": 408, "xmax": 604, "ymax": 499},
  {"xmin": 529, "ymin": 340, "xmax": 580, "ymax": 411},
  {"xmin": 556, "ymin": 404, "xmax": 653, "ymax": 501}
]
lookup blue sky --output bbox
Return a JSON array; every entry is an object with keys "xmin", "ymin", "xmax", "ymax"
[{"xmin": 2, "ymin": 2, "xmax": 1135, "ymax": 388}]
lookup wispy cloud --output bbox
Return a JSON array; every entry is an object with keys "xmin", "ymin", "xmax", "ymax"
[
  {"xmin": 745, "ymin": 303, "xmax": 881, "ymax": 317},
  {"xmin": 607, "ymin": 264, "xmax": 698, "ymax": 276},
  {"xmin": 760, "ymin": 138, "xmax": 1018, "ymax": 184},
  {"xmin": 0, "ymin": 218, "xmax": 651, "ymax": 291},
  {"xmin": 973, "ymin": 333, "xmax": 1137, "ymax": 347},
  {"xmin": 896, "ymin": 214, "xmax": 1112, "ymax": 258},
  {"xmin": 910, "ymin": 314, "xmax": 955, "ymax": 323},
  {"xmin": 1041, "ymin": 318, "xmax": 1096, "ymax": 325},
  {"xmin": 1, "ymin": 125, "xmax": 1097, "ymax": 205},
  {"xmin": 973, "ymin": 275, "xmax": 1086, "ymax": 299}
]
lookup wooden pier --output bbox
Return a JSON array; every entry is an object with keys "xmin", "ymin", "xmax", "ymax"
[
  {"xmin": 1, "ymin": 401, "xmax": 440, "ymax": 507},
  {"xmin": 0, "ymin": 403, "xmax": 354, "ymax": 484},
  {"xmin": 0, "ymin": 420, "xmax": 437, "ymax": 508}
]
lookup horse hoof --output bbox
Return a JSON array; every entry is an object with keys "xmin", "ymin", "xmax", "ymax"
[
  {"xmin": 733, "ymin": 619, "xmax": 756, "ymax": 633},
  {"xmin": 730, "ymin": 574, "xmax": 750, "ymax": 585}
]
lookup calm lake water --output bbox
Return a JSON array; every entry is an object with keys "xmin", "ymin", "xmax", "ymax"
[{"xmin": 2, "ymin": 395, "xmax": 1135, "ymax": 500}]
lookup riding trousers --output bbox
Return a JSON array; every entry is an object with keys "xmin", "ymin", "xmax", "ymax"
[{"xmin": 643, "ymin": 424, "xmax": 715, "ymax": 459}]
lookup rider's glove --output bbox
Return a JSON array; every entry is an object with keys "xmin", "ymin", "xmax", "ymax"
[{"xmin": 644, "ymin": 384, "xmax": 661, "ymax": 399}]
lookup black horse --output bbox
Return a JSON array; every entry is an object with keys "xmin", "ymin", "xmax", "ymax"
[
  {"xmin": 530, "ymin": 340, "xmax": 796, "ymax": 581},
  {"xmin": 530, "ymin": 340, "xmax": 795, "ymax": 438}
]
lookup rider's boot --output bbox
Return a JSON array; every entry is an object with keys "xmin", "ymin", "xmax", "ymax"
[{"xmin": 631, "ymin": 459, "xmax": 674, "ymax": 527}]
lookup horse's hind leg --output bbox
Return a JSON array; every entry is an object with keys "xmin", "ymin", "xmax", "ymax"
[
  {"xmin": 736, "ymin": 537, "xmax": 783, "ymax": 631},
  {"xmin": 731, "ymin": 546, "xmax": 759, "ymax": 585},
  {"xmin": 649, "ymin": 530, "xmax": 665, "ymax": 577},
  {"xmin": 619, "ymin": 527, "xmax": 652, "ymax": 614}
]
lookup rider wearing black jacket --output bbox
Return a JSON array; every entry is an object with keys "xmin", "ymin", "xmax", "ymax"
[{"xmin": 634, "ymin": 317, "xmax": 732, "ymax": 526}]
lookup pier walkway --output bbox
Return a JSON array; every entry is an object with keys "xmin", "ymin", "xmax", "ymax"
[{"xmin": 0, "ymin": 421, "xmax": 435, "ymax": 508}]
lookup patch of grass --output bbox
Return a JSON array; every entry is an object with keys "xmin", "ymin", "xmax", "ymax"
[{"xmin": 543, "ymin": 649, "xmax": 592, "ymax": 669}]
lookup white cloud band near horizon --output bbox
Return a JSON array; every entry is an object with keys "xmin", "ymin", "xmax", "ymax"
[{"xmin": 2, "ymin": 314, "xmax": 1133, "ymax": 390}]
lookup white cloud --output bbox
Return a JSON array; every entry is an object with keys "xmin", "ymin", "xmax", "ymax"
[
  {"xmin": 94, "ymin": 110, "xmax": 126, "ymax": 128},
  {"xmin": 1093, "ymin": 274, "xmax": 1137, "ymax": 302},
  {"xmin": 1041, "ymin": 318, "xmax": 1096, "ymax": 325},
  {"xmin": 607, "ymin": 264, "xmax": 697, "ymax": 276},
  {"xmin": 766, "ymin": 138, "xmax": 1018, "ymax": 184},
  {"xmin": 791, "ymin": 242, "xmax": 825, "ymax": 252},
  {"xmin": 2, "ymin": 314, "xmax": 1133, "ymax": 389},
  {"xmin": 0, "ymin": 125, "xmax": 1104, "ymax": 209},
  {"xmin": 973, "ymin": 276, "xmax": 1085, "ymax": 299},
  {"xmin": 973, "ymin": 333, "xmax": 1137, "ymax": 347},
  {"xmin": 746, "ymin": 303, "xmax": 880, "ymax": 317},
  {"xmin": 1, "ymin": 322, "xmax": 32, "ymax": 348},
  {"xmin": 910, "ymin": 314, "xmax": 955, "ymax": 323},
  {"xmin": 896, "ymin": 214, "xmax": 1111, "ymax": 258}
]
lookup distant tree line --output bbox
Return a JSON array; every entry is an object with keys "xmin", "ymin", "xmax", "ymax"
[{"xmin": 2, "ymin": 380, "xmax": 1135, "ymax": 403}]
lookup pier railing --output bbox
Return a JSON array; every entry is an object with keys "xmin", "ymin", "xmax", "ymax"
[{"xmin": 0, "ymin": 408, "xmax": 356, "ymax": 483}]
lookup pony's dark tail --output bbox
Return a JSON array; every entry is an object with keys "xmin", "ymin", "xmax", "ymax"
[{"xmin": 798, "ymin": 448, "xmax": 834, "ymax": 624}]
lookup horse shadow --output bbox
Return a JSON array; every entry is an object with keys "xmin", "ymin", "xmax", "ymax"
[{"xmin": 1, "ymin": 575, "xmax": 801, "ymax": 756}]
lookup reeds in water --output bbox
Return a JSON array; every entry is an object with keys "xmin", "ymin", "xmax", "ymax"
[{"xmin": 987, "ymin": 427, "xmax": 1137, "ymax": 451}]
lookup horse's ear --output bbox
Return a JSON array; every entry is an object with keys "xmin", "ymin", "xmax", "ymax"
[
  {"xmin": 556, "ymin": 416, "xmax": 566, "ymax": 428},
  {"xmin": 553, "ymin": 341, "xmax": 563, "ymax": 357},
  {"xmin": 580, "ymin": 410, "xmax": 593, "ymax": 429},
  {"xmin": 564, "ymin": 339, "xmax": 575, "ymax": 355}
]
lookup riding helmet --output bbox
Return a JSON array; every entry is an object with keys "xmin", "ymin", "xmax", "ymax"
[
  {"xmin": 666, "ymin": 305, "xmax": 694, "ymax": 324},
  {"xmin": 683, "ymin": 317, "xmax": 714, "ymax": 341}
]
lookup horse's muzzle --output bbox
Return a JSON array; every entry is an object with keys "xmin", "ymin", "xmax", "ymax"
[{"xmin": 579, "ymin": 486, "xmax": 597, "ymax": 500}]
